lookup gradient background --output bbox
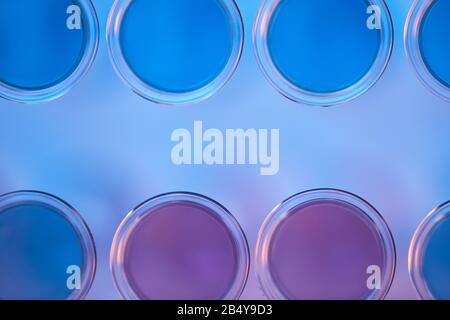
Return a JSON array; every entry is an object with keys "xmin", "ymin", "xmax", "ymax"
[{"xmin": 0, "ymin": 0, "xmax": 449, "ymax": 300}]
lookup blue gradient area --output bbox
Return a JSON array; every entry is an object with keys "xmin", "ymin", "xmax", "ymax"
[
  {"xmin": 119, "ymin": 0, "xmax": 233, "ymax": 93},
  {"xmin": 0, "ymin": 203, "xmax": 84, "ymax": 300},
  {"xmin": 422, "ymin": 217, "xmax": 450, "ymax": 299},
  {"xmin": 0, "ymin": 0, "xmax": 85, "ymax": 90},
  {"xmin": 419, "ymin": 0, "xmax": 450, "ymax": 87},
  {"xmin": 268, "ymin": 0, "xmax": 381, "ymax": 93}
]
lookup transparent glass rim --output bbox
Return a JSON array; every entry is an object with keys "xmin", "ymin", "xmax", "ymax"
[
  {"xmin": 110, "ymin": 192, "xmax": 250, "ymax": 300},
  {"xmin": 256, "ymin": 188, "xmax": 396, "ymax": 300},
  {"xmin": 409, "ymin": 201, "xmax": 450, "ymax": 300},
  {"xmin": 0, "ymin": 190, "xmax": 97, "ymax": 300},
  {"xmin": 253, "ymin": 0, "xmax": 393, "ymax": 106},
  {"xmin": 106, "ymin": 0, "xmax": 244, "ymax": 105},
  {"xmin": 405, "ymin": 0, "xmax": 450, "ymax": 102},
  {"xmin": 0, "ymin": 0, "xmax": 99, "ymax": 104}
]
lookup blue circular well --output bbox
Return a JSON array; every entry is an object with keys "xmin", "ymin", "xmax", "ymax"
[
  {"xmin": 410, "ymin": 202, "xmax": 450, "ymax": 299},
  {"xmin": 254, "ymin": 0, "xmax": 392, "ymax": 105},
  {"xmin": 421, "ymin": 218, "xmax": 450, "ymax": 299},
  {"xmin": 0, "ymin": 0, "xmax": 98, "ymax": 102},
  {"xmin": 120, "ymin": 0, "xmax": 232, "ymax": 93},
  {"xmin": 419, "ymin": 0, "xmax": 450, "ymax": 88},
  {"xmin": 268, "ymin": 0, "xmax": 380, "ymax": 93},
  {"xmin": 0, "ymin": 192, "xmax": 95, "ymax": 300},
  {"xmin": 108, "ymin": 0, "xmax": 243, "ymax": 104}
]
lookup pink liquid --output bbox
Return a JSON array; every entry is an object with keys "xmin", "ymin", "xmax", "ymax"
[
  {"xmin": 123, "ymin": 201, "xmax": 239, "ymax": 300},
  {"xmin": 268, "ymin": 199, "xmax": 386, "ymax": 300}
]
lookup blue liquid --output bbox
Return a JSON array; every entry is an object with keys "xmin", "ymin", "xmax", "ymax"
[
  {"xmin": 422, "ymin": 217, "xmax": 450, "ymax": 299},
  {"xmin": 119, "ymin": 0, "xmax": 233, "ymax": 93},
  {"xmin": 419, "ymin": 0, "xmax": 450, "ymax": 88},
  {"xmin": 0, "ymin": 0, "xmax": 86, "ymax": 90},
  {"xmin": 268, "ymin": 0, "xmax": 381, "ymax": 93},
  {"xmin": 0, "ymin": 203, "xmax": 84, "ymax": 300}
]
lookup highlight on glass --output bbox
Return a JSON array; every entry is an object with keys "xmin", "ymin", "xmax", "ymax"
[
  {"xmin": 409, "ymin": 201, "xmax": 450, "ymax": 300},
  {"xmin": 107, "ymin": 0, "xmax": 244, "ymax": 105},
  {"xmin": 256, "ymin": 189, "xmax": 396, "ymax": 300},
  {"xmin": 110, "ymin": 192, "xmax": 249, "ymax": 300},
  {"xmin": 253, "ymin": 0, "xmax": 393, "ymax": 106},
  {"xmin": 0, "ymin": 191, "xmax": 96, "ymax": 300},
  {"xmin": 405, "ymin": 0, "xmax": 450, "ymax": 102},
  {"xmin": 0, "ymin": 0, "xmax": 99, "ymax": 103}
]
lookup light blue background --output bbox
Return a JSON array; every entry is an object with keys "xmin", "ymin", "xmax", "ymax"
[{"xmin": 0, "ymin": 0, "xmax": 449, "ymax": 299}]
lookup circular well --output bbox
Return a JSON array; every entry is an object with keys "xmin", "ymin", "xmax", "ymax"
[
  {"xmin": 111, "ymin": 192, "xmax": 249, "ymax": 300},
  {"xmin": 256, "ymin": 189, "xmax": 396, "ymax": 300},
  {"xmin": 0, "ymin": 0, "xmax": 99, "ymax": 103},
  {"xmin": 0, "ymin": 191, "xmax": 96, "ymax": 300},
  {"xmin": 405, "ymin": 0, "xmax": 450, "ymax": 101},
  {"xmin": 409, "ymin": 201, "xmax": 450, "ymax": 300},
  {"xmin": 254, "ymin": 0, "xmax": 393, "ymax": 106},
  {"xmin": 107, "ymin": 0, "xmax": 243, "ymax": 104}
]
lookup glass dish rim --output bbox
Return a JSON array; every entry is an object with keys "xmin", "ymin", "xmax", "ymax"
[
  {"xmin": 106, "ymin": 0, "xmax": 244, "ymax": 105},
  {"xmin": 409, "ymin": 201, "xmax": 450, "ymax": 300},
  {"xmin": 110, "ymin": 191, "xmax": 250, "ymax": 300},
  {"xmin": 255, "ymin": 188, "xmax": 396, "ymax": 300},
  {"xmin": 253, "ymin": 0, "xmax": 394, "ymax": 106},
  {"xmin": 405, "ymin": 0, "xmax": 450, "ymax": 102},
  {"xmin": 0, "ymin": 0, "xmax": 99, "ymax": 104},
  {"xmin": 0, "ymin": 190, "xmax": 97, "ymax": 300}
]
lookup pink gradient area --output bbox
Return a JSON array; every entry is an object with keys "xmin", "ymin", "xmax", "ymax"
[
  {"xmin": 269, "ymin": 199, "xmax": 386, "ymax": 300},
  {"xmin": 123, "ymin": 201, "xmax": 238, "ymax": 300}
]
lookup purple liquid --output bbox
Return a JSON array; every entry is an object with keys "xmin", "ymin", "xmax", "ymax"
[
  {"xmin": 268, "ymin": 199, "xmax": 386, "ymax": 300},
  {"xmin": 123, "ymin": 201, "xmax": 239, "ymax": 300}
]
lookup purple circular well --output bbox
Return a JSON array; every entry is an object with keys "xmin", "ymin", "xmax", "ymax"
[
  {"xmin": 119, "ymin": 200, "xmax": 240, "ymax": 300},
  {"xmin": 269, "ymin": 199, "xmax": 384, "ymax": 299},
  {"xmin": 263, "ymin": 196, "xmax": 391, "ymax": 300}
]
